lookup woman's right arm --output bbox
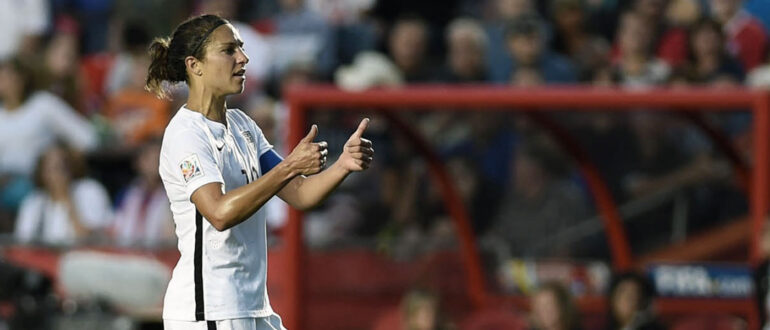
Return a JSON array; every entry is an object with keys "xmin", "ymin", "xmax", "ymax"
[{"xmin": 190, "ymin": 126, "xmax": 325, "ymax": 231}]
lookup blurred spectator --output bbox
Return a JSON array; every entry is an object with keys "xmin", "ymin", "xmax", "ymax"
[
  {"xmin": 268, "ymin": 0, "xmax": 335, "ymax": 78},
  {"xmin": 549, "ymin": 0, "xmax": 610, "ymax": 81},
  {"xmin": 485, "ymin": 0, "xmax": 541, "ymax": 83},
  {"xmin": 103, "ymin": 23, "xmax": 170, "ymax": 149},
  {"xmin": 606, "ymin": 272, "xmax": 665, "ymax": 330},
  {"xmin": 113, "ymin": 0, "xmax": 189, "ymax": 46},
  {"xmin": 307, "ymin": 0, "xmax": 378, "ymax": 67},
  {"xmin": 14, "ymin": 142, "xmax": 112, "ymax": 245},
  {"xmin": 373, "ymin": 288, "xmax": 451, "ymax": 330},
  {"xmin": 0, "ymin": 0, "xmax": 49, "ymax": 60},
  {"xmin": 530, "ymin": 281, "xmax": 582, "ymax": 330},
  {"xmin": 608, "ymin": 0, "xmax": 691, "ymax": 68},
  {"xmin": 438, "ymin": 18, "xmax": 489, "ymax": 83},
  {"xmin": 678, "ymin": 18, "xmax": 744, "ymax": 84},
  {"xmin": 504, "ymin": 15, "xmax": 576, "ymax": 84},
  {"xmin": 613, "ymin": 11, "xmax": 671, "ymax": 87},
  {"xmin": 0, "ymin": 57, "xmax": 97, "ymax": 221},
  {"xmin": 483, "ymin": 139, "xmax": 588, "ymax": 258},
  {"xmin": 111, "ymin": 139, "xmax": 174, "ymax": 248},
  {"xmin": 710, "ymin": 0, "xmax": 768, "ymax": 71},
  {"xmin": 43, "ymin": 16, "xmax": 85, "ymax": 112},
  {"xmin": 387, "ymin": 15, "xmax": 438, "ymax": 83},
  {"xmin": 105, "ymin": 22, "xmax": 151, "ymax": 95}
]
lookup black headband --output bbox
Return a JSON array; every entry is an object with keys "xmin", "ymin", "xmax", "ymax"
[{"xmin": 191, "ymin": 20, "xmax": 227, "ymax": 57}]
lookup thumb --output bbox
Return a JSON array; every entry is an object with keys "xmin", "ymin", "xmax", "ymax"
[
  {"xmin": 301, "ymin": 124, "xmax": 318, "ymax": 143},
  {"xmin": 350, "ymin": 118, "xmax": 370, "ymax": 140}
]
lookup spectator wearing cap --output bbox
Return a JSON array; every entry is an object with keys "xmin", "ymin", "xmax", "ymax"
[
  {"xmin": 499, "ymin": 15, "xmax": 576, "ymax": 84},
  {"xmin": 710, "ymin": 0, "xmax": 768, "ymax": 71},
  {"xmin": 485, "ymin": 0, "xmax": 545, "ymax": 83}
]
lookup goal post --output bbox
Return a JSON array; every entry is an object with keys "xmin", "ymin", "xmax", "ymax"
[{"xmin": 279, "ymin": 85, "xmax": 770, "ymax": 330}]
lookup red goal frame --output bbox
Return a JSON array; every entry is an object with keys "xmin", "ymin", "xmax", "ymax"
[{"xmin": 280, "ymin": 85, "xmax": 770, "ymax": 330}]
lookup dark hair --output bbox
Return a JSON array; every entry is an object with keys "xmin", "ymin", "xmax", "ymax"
[
  {"xmin": 1, "ymin": 56, "xmax": 39, "ymax": 102},
  {"xmin": 33, "ymin": 141, "xmax": 88, "ymax": 190},
  {"xmin": 145, "ymin": 14, "xmax": 229, "ymax": 99},
  {"xmin": 606, "ymin": 272, "xmax": 656, "ymax": 329},
  {"xmin": 505, "ymin": 15, "xmax": 543, "ymax": 39},
  {"xmin": 687, "ymin": 17, "xmax": 727, "ymax": 61},
  {"xmin": 123, "ymin": 22, "xmax": 151, "ymax": 53},
  {"xmin": 534, "ymin": 281, "xmax": 581, "ymax": 330}
]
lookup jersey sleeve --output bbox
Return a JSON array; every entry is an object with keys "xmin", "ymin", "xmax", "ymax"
[{"xmin": 161, "ymin": 127, "xmax": 224, "ymax": 201}]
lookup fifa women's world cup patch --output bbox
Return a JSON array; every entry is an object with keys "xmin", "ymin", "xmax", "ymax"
[{"xmin": 180, "ymin": 154, "xmax": 204, "ymax": 182}]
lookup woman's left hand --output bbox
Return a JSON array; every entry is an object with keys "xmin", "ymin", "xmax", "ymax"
[{"xmin": 335, "ymin": 118, "xmax": 374, "ymax": 172}]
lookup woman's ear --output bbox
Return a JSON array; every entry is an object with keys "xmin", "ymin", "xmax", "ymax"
[{"xmin": 185, "ymin": 56, "xmax": 203, "ymax": 76}]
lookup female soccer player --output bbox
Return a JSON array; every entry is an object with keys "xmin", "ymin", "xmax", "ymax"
[{"xmin": 145, "ymin": 14, "xmax": 373, "ymax": 330}]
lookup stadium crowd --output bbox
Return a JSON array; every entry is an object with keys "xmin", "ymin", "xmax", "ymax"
[{"xmin": 0, "ymin": 0, "xmax": 769, "ymax": 329}]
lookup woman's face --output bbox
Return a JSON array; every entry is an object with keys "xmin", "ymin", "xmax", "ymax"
[
  {"xmin": 611, "ymin": 280, "xmax": 642, "ymax": 325},
  {"xmin": 532, "ymin": 290, "xmax": 562, "ymax": 330},
  {"xmin": 691, "ymin": 25, "xmax": 722, "ymax": 59},
  {"xmin": 619, "ymin": 14, "xmax": 651, "ymax": 57},
  {"xmin": 196, "ymin": 24, "xmax": 249, "ymax": 97},
  {"xmin": 46, "ymin": 33, "xmax": 79, "ymax": 77},
  {"xmin": 0, "ymin": 64, "xmax": 23, "ymax": 101}
]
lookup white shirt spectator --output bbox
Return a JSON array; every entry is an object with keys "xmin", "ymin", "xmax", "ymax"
[
  {"xmin": 15, "ymin": 178, "xmax": 113, "ymax": 245},
  {"xmin": 112, "ymin": 184, "xmax": 174, "ymax": 247},
  {"xmin": 0, "ymin": 91, "xmax": 98, "ymax": 176},
  {"xmin": 0, "ymin": 0, "xmax": 49, "ymax": 60}
]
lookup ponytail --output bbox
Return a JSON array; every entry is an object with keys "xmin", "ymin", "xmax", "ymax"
[{"xmin": 145, "ymin": 37, "xmax": 175, "ymax": 99}]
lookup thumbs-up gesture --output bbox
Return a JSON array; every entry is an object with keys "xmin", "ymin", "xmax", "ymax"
[
  {"xmin": 336, "ymin": 118, "xmax": 374, "ymax": 172},
  {"xmin": 285, "ymin": 124, "xmax": 328, "ymax": 176}
]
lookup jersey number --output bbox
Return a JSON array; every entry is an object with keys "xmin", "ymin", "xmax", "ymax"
[{"xmin": 241, "ymin": 167, "xmax": 258, "ymax": 184}]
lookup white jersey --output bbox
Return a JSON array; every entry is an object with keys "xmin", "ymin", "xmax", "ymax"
[{"xmin": 159, "ymin": 106, "xmax": 275, "ymax": 321}]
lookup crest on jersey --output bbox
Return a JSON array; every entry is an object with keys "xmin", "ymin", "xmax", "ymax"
[
  {"xmin": 180, "ymin": 154, "xmax": 203, "ymax": 183},
  {"xmin": 241, "ymin": 130, "xmax": 255, "ymax": 146}
]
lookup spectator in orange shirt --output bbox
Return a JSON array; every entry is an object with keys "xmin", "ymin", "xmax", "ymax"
[{"xmin": 104, "ymin": 24, "xmax": 170, "ymax": 148}]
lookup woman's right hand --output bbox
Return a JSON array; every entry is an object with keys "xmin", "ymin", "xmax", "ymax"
[{"xmin": 284, "ymin": 125, "xmax": 328, "ymax": 176}]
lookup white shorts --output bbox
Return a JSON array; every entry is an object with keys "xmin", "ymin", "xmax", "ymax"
[{"xmin": 164, "ymin": 314, "xmax": 286, "ymax": 330}]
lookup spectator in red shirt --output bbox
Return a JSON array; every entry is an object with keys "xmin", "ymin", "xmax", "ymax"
[{"xmin": 711, "ymin": 0, "xmax": 769, "ymax": 71}]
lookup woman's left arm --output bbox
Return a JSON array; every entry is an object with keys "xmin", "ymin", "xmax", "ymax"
[{"xmin": 277, "ymin": 119, "xmax": 373, "ymax": 210}]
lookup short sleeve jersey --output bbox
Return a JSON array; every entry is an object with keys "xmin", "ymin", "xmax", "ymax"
[{"xmin": 159, "ymin": 106, "xmax": 275, "ymax": 321}]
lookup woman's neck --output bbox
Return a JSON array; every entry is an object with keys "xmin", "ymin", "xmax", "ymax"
[
  {"xmin": 2, "ymin": 94, "xmax": 22, "ymax": 111},
  {"xmin": 186, "ymin": 85, "xmax": 227, "ymax": 124}
]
